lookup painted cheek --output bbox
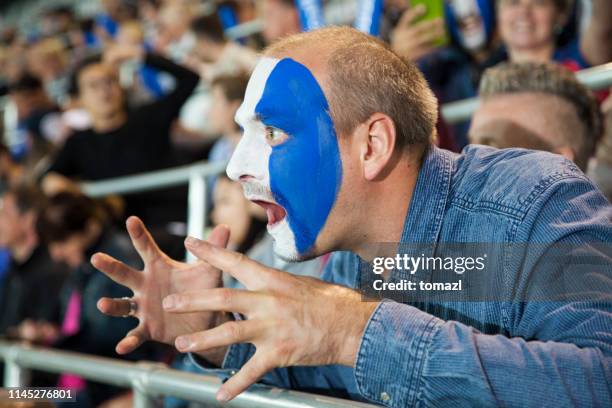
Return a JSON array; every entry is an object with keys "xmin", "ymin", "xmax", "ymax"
[{"xmin": 256, "ymin": 58, "xmax": 342, "ymax": 255}]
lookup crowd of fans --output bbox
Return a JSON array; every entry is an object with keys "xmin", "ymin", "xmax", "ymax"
[{"xmin": 0, "ymin": 0, "xmax": 610, "ymax": 406}]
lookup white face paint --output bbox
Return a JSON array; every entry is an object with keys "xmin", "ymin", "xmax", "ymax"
[
  {"xmin": 226, "ymin": 57, "xmax": 300, "ymax": 260},
  {"xmin": 452, "ymin": 0, "xmax": 487, "ymax": 51}
]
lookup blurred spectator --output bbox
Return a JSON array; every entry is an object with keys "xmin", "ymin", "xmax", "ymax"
[
  {"xmin": 190, "ymin": 13, "xmax": 258, "ymax": 81},
  {"xmin": 497, "ymin": 0, "xmax": 612, "ymax": 69},
  {"xmin": 0, "ymin": 185, "xmax": 69, "ymax": 336},
  {"xmin": 175, "ymin": 13, "xmax": 257, "ymax": 143},
  {"xmin": 0, "ymin": 143, "xmax": 24, "ymax": 191},
  {"xmin": 589, "ymin": 90, "xmax": 612, "ymax": 201},
  {"xmin": 391, "ymin": 1, "xmax": 501, "ymax": 148},
  {"xmin": 208, "ymin": 73, "xmax": 250, "ymax": 162},
  {"xmin": 36, "ymin": 191, "xmax": 151, "ymax": 406},
  {"xmin": 40, "ymin": 6, "xmax": 76, "ymax": 38},
  {"xmin": 154, "ymin": 3, "xmax": 196, "ymax": 63},
  {"xmin": 95, "ymin": 0, "xmax": 139, "ymax": 44},
  {"xmin": 7, "ymin": 73, "xmax": 68, "ymax": 175},
  {"xmin": 470, "ymin": 62, "xmax": 602, "ymax": 171},
  {"xmin": 260, "ymin": 0, "xmax": 301, "ymax": 44},
  {"xmin": 43, "ymin": 45, "xmax": 200, "ymax": 227},
  {"xmin": 26, "ymin": 38, "xmax": 71, "ymax": 106},
  {"xmin": 116, "ymin": 19, "xmax": 171, "ymax": 105}
]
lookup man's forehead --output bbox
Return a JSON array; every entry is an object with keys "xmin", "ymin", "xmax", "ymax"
[{"xmin": 236, "ymin": 56, "xmax": 329, "ymax": 123}]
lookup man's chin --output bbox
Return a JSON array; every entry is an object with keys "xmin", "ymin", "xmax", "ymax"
[{"xmin": 268, "ymin": 218, "xmax": 310, "ymax": 262}]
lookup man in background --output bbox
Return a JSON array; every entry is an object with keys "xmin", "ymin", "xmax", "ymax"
[{"xmin": 470, "ymin": 62, "xmax": 603, "ymax": 172}]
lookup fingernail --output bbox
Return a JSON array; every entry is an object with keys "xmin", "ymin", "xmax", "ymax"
[
  {"xmin": 163, "ymin": 296, "xmax": 176, "ymax": 310},
  {"xmin": 176, "ymin": 336, "xmax": 190, "ymax": 350},
  {"xmin": 185, "ymin": 236, "xmax": 200, "ymax": 247},
  {"xmin": 217, "ymin": 390, "xmax": 230, "ymax": 402}
]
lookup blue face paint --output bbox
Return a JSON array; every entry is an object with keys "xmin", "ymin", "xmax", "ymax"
[{"xmin": 255, "ymin": 59, "xmax": 342, "ymax": 255}]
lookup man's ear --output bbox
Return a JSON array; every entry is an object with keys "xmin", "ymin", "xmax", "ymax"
[{"xmin": 358, "ymin": 113, "xmax": 397, "ymax": 181}]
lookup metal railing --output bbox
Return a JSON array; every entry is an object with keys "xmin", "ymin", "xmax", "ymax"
[
  {"xmin": 0, "ymin": 341, "xmax": 377, "ymax": 408},
  {"xmin": 441, "ymin": 62, "xmax": 612, "ymax": 124},
  {"xmin": 81, "ymin": 160, "xmax": 228, "ymax": 262}
]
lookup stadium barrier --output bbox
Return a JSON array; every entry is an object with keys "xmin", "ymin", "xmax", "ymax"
[
  {"xmin": 82, "ymin": 160, "xmax": 228, "ymax": 262},
  {"xmin": 0, "ymin": 340, "xmax": 378, "ymax": 408}
]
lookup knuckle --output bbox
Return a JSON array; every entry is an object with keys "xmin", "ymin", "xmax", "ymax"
[
  {"xmin": 218, "ymin": 288, "xmax": 234, "ymax": 307},
  {"xmin": 224, "ymin": 321, "xmax": 242, "ymax": 341},
  {"xmin": 232, "ymin": 252, "xmax": 247, "ymax": 268}
]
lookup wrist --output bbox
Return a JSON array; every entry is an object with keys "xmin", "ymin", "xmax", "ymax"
[{"xmin": 335, "ymin": 294, "xmax": 379, "ymax": 367}]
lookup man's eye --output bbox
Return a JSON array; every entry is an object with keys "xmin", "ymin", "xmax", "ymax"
[{"xmin": 265, "ymin": 127, "xmax": 288, "ymax": 145}]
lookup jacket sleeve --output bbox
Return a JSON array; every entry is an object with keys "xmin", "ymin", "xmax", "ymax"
[{"xmin": 352, "ymin": 176, "xmax": 612, "ymax": 407}]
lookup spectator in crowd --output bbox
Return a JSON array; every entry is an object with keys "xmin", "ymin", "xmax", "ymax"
[
  {"xmin": 7, "ymin": 73, "xmax": 67, "ymax": 173},
  {"xmin": 94, "ymin": 26, "xmax": 611, "ymax": 406},
  {"xmin": 116, "ymin": 19, "xmax": 169, "ymax": 105},
  {"xmin": 390, "ymin": 1, "xmax": 501, "ymax": 147},
  {"xmin": 154, "ymin": 3, "xmax": 196, "ymax": 63},
  {"xmin": 26, "ymin": 38, "xmax": 71, "ymax": 106},
  {"xmin": 207, "ymin": 73, "xmax": 250, "ymax": 163},
  {"xmin": 43, "ymin": 44, "xmax": 200, "ymax": 227},
  {"xmin": 0, "ymin": 185, "xmax": 69, "ymax": 336},
  {"xmin": 36, "ymin": 191, "xmax": 152, "ymax": 407},
  {"xmin": 470, "ymin": 62, "xmax": 602, "ymax": 171},
  {"xmin": 40, "ymin": 6, "xmax": 76, "ymax": 38},
  {"xmin": 589, "ymin": 90, "xmax": 612, "ymax": 201},
  {"xmin": 189, "ymin": 13, "xmax": 258, "ymax": 82},
  {"xmin": 260, "ymin": 0, "xmax": 301, "ymax": 44},
  {"xmin": 174, "ymin": 13, "xmax": 257, "ymax": 146},
  {"xmin": 0, "ymin": 143, "xmax": 24, "ymax": 191},
  {"xmin": 497, "ymin": 0, "xmax": 612, "ymax": 70}
]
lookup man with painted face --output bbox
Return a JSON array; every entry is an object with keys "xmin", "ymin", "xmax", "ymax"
[{"xmin": 94, "ymin": 27, "xmax": 612, "ymax": 407}]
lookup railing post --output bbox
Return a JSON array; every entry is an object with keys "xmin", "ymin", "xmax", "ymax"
[
  {"xmin": 186, "ymin": 170, "xmax": 207, "ymax": 262},
  {"xmin": 133, "ymin": 387, "xmax": 155, "ymax": 408},
  {"xmin": 3, "ymin": 346, "xmax": 29, "ymax": 387},
  {"xmin": 132, "ymin": 361, "xmax": 165, "ymax": 408}
]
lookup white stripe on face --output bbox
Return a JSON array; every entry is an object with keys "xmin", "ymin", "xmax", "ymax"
[{"xmin": 226, "ymin": 57, "xmax": 300, "ymax": 260}]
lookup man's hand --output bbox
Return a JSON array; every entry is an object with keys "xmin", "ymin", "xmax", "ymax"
[
  {"xmin": 391, "ymin": 4, "xmax": 446, "ymax": 62},
  {"xmin": 93, "ymin": 216, "xmax": 231, "ymax": 358},
  {"xmin": 162, "ymin": 237, "xmax": 379, "ymax": 402},
  {"xmin": 104, "ymin": 43, "xmax": 145, "ymax": 66}
]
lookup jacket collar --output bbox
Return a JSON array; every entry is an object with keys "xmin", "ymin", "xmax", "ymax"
[{"xmin": 400, "ymin": 145, "xmax": 455, "ymax": 253}]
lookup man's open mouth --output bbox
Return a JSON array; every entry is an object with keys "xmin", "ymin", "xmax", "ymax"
[{"xmin": 252, "ymin": 200, "xmax": 287, "ymax": 226}]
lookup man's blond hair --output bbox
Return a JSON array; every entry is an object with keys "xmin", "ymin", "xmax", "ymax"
[{"xmin": 265, "ymin": 26, "xmax": 438, "ymax": 153}]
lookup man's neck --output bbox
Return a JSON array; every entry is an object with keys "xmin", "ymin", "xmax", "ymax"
[
  {"xmin": 351, "ymin": 153, "xmax": 421, "ymax": 262},
  {"xmin": 509, "ymin": 43, "xmax": 555, "ymax": 64},
  {"xmin": 11, "ymin": 232, "xmax": 39, "ymax": 264},
  {"xmin": 91, "ymin": 110, "xmax": 127, "ymax": 133}
]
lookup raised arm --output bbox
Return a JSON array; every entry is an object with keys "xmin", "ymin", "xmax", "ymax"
[{"xmin": 581, "ymin": 0, "xmax": 612, "ymax": 65}]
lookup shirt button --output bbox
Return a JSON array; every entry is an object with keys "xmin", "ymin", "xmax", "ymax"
[
  {"xmin": 380, "ymin": 392, "xmax": 391, "ymax": 402},
  {"xmin": 230, "ymin": 370, "xmax": 237, "ymax": 375}
]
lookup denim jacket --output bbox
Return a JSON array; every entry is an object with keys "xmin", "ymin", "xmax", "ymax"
[{"xmin": 195, "ymin": 145, "xmax": 612, "ymax": 407}]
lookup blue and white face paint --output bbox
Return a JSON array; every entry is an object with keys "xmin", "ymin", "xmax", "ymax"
[
  {"xmin": 227, "ymin": 57, "xmax": 342, "ymax": 261},
  {"xmin": 446, "ymin": 0, "xmax": 491, "ymax": 51}
]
